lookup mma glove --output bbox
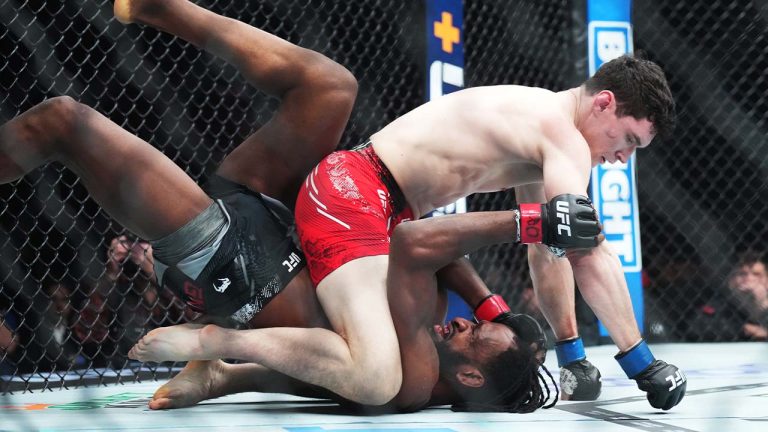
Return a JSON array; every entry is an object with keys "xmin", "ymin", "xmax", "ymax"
[
  {"xmin": 474, "ymin": 294, "xmax": 547, "ymax": 362},
  {"xmin": 616, "ymin": 339, "xmax": 687, "ymax": 410},
  {"xmin": 556, "ymin": 337, "xmax": 602, "ymax": 400},
  {"xmin": 516, "ymin": 194, "xmax": 601, "ymax": 249}
]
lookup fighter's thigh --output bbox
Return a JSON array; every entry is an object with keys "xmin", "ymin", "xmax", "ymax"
[
  {"xmin": 315, "ymin": 255, "xmax": 399, "ymax": 364},
  {"xmin": 215, "ymin": 91, "xmax": 351, "ymax": 206},
  {"xmin": 58, "ymin": 102, "xmax": 211, "ymax": 239}
]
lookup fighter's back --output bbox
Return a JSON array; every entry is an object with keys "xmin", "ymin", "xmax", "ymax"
[{"xmin": 371, "ymin": 85, "xmax": 586, "ymax": 216}]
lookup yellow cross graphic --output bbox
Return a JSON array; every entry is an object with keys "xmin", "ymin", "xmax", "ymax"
[{"xmin": 434, "ymin": 12, "xmax": 460, "ymax": 53}]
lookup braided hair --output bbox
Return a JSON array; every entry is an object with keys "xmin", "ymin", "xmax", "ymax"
[{"xmin": 450, "ymin": 315, "xmax": 559, "ymax": 413}]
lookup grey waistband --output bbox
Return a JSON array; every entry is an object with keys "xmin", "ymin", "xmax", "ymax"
[{"xmin": 150, "ymin": 201, "xmax": 229, "ymax": 267}]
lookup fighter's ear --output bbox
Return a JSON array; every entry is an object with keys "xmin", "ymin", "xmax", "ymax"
[
  {"xmin": 593, "ymin": 90, "xmax": 615, "ymax": 112},
  {"xmin": 455, "ymin": 364, "xmax": 485, "ymax": 388}
]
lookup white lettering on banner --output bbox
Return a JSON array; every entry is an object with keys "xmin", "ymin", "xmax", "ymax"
[
  {"xmin": 601, "ymin": 168, "xmax": 630, "ymax": 200},
  {"xmin": 599, "ymin": 163, "xmax": 635, "ymax": 263},
  {"xmin": 431, "ymin": 202, "xmax": 457, "ymax": 217},
  {"xmin": 429, "ymin": 61, "xmax": 464, "ymax": 100},
  {"xmin": 430, "ymin": 199, "xmax": 467, "ymax": 217},
  {"xmin": 596, "ymin": 30, "xmax": 627, "ymax": 63},
  {"xmin": 587, "ymin": 22, "xmax": 633, "ymax": 76},
  {"xmin": 602, "ymin": 202, "xmax": 634, "ymax": 260}
]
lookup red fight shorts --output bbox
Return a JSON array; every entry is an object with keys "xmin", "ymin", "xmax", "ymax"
[{"xmin": 294, "ymin": 143, "xmax": 414, "ymax": 286}]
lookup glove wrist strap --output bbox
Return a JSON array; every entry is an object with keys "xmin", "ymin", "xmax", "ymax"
[
  {"xmin": 555, "ymin": 336, "xmax": 586, "ymax": 367},
  {"xmin": 615, "ymin": 339, "xmax": 655, "ymax": 378},
  {"xmin": 519, "ymin": 203, "xmax": 543, "ymax": 243},
  {"xmin": 474, "ymin": 294, "xmax": 510, "ymax": 322},
  {"xmin": 512, "ymin": 209, "xmax": 521, "ymax": 243}
]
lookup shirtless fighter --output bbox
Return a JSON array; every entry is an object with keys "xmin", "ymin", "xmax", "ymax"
[{"xmin": 293, "ymin": 54, "xmax": 686, "ymax": 410}]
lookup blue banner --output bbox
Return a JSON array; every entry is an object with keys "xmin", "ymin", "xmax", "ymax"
[
  {"xmin": 426, "ymin": 0, "xmax": 464, "ymax": 101},
  {"xmin": 426, "ymin": 0, "xmax": 466, "ymax": 217},
  {"xmin": 425, "ymin": 0, "xmax": 470, "ymax": 319},
  {"xmin": 587, "ymin": 0, "xmax": 644, "ymax": 335}
]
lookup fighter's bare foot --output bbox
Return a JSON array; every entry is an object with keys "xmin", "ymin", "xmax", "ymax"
[
  {"xmin": 128, "ymin": 323, "xmax": 224, "ymax": 362},
  {"xmin": 149, "ymin": 360, "xmax": 225, "ymax": 410},
  {"xmin": 113, "ymin": 0, "xmax": 169, "ymax": 25}
]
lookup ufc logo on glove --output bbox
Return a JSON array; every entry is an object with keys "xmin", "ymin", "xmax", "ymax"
[{"xmin": 556, "ymin": 200, "xmax": 572, "ymax": 236}]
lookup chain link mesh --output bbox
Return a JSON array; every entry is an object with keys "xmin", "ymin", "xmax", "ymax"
[
  {"xmin": 1, "ymin": 0, "xmax": 767, "ymax": 392},
  {"xmin": 632, "ymin": 0, "xmax": 768, "ymax": 342},
  {"xmin": 463, "ymin": 0, "xmax": 590, "ymax": 344}
]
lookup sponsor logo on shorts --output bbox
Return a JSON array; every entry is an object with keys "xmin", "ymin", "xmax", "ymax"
[
  {"xmin": 377, "ymin": 189, "xmax": 388, "ymax": 211},
  {"xmin": 282, "ymin": 252, "xmax": 301, "ymax": 273},
  {"xmin": 213, "ymin": 277, "xmax": 231, "ymax": 293},
  {"xmin": 183, "ymin": 281, "xmax": 205, "ymax": 311}
]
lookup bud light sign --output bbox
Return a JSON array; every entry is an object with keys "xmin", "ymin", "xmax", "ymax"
[{"xmin": 588, "ymin": 0, "xmax": 644, "ymax": 333}]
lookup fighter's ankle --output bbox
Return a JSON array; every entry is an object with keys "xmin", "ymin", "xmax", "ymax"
[{"xmin": 206, "ymin": 360, "xmax": 228, "ymax": 400}]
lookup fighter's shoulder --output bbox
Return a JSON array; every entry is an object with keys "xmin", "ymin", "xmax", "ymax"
[
  {"xmin": 457, "ymin": 84, "xmax": 553, "ymax": 99},
  {"xmin": 539, "ymin": 109, "xmax": 587, "ymax": 149}
]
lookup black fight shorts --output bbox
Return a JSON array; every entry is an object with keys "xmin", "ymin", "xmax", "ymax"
[{"xmin": 161, "ymin": 175, "xmax": 306, "ymax": 323}]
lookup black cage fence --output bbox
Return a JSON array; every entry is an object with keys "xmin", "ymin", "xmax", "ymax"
[{"xmin": 1, "ymin": 0, "xmax": 767, "ymax": 392}]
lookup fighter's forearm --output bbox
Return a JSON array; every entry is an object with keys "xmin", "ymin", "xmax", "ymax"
[
  {"xmin": 435, "ymin": 257, "xmax": 491, "ymax": 309},
  {"xmin": 528, "ymin": 244, "xmax": 578, "ymax": 340},
  {"xmin": 393, "ymin": 211, "xmax": 518, "ymax": 271},
  {"xmin": 568, "ymin": 244, "xmax": 642, "ymax": 350}
]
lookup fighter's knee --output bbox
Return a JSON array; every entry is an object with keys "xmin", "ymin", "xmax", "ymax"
[
  {"xmin": 306, "ymin": 55, "xmax": 358, "ymax": 105},
  {"xmin": 32, "ymin": 96, "xmax": 89, "ymax": 139},
  {"xmin": 329, "ymin": 66, "xmax": 358, "ymax": 101},
  {"xmin": 37, "ymin": 95, "xmax": 80, "ymax": 119},
  {"xmin": 354, "ymin": 378, "xmax": 401, "ymax": 406},
  {"xmin": 353, "ymin": 360, "xmax": 402, "ymax": 405}
]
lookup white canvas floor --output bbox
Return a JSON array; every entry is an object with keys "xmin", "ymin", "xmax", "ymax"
[{"xmin": 2, "ymin": 342, "xmax": 767, "ymax": 432}]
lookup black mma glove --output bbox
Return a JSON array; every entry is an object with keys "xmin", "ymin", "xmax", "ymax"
[
  {"xmin": 556, "ymin": 337, "xmax": 602, "ymax": 400},
  {"xmin": 517, "ymin": 194, "xmax": 601, "ymax": 249},
  {"xmin": 560, "ymin": 359, "xmax": 602, "ymax": 400},
  {"xmin": 616, "ymin": 339, "xmax": 686, "ymax": 410},
  {"xmin": 474, "ymin": 295, "xmax": 547, "ymax": 364}
]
